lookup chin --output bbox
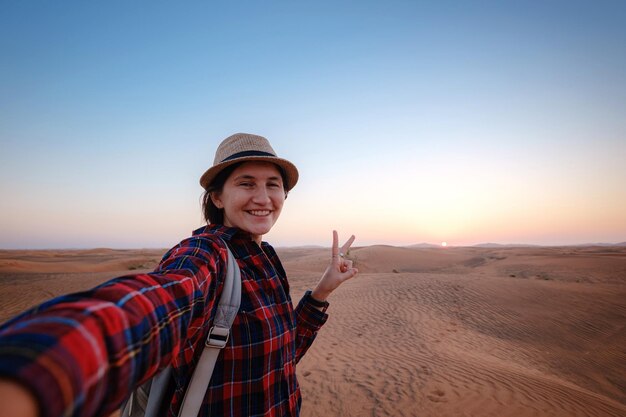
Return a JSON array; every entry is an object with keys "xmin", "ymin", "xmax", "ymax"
[
  {"xmin": 237, "ymin": 218, "xmax": 272, "ymax": 234},
  {"xmin": 247, "ymin": 224, "xmax": 273, "ymax": 236}
]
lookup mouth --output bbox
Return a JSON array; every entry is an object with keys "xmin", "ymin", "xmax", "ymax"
[{"xmin": 246, "ymin": 210, "xmax": 272, "ymax": 217}]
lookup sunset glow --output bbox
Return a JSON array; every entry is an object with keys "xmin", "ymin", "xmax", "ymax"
[{"xmin": 1, "ymin": 2, "xmax": 625, "ymax": 248}]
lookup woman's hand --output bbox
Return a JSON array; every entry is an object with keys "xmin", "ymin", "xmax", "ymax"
[
  {"xmin": 311, "ymin": 230, "xmax": 359, "ymax": 302},
  {"xmin": 0, "ymin": 378, "xmax": 39, "ymax": 417}
]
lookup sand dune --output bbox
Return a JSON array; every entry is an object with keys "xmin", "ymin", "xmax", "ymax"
[
  {"xmin": 0, "ymin": 249, "xmax": 164, "ymax": 274},
  {"xmin": 1, "ymin": 245, "xmax": 625, "ymax": 416}
]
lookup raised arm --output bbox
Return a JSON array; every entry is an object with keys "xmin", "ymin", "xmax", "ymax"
[{"xmin": 293, "ymin": 231, "xmax": 359, "ymax": 362}]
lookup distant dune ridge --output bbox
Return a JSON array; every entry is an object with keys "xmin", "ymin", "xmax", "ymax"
[{"xmin": 0, "ymin": 245, "xmax": 625, "ymax": 417}]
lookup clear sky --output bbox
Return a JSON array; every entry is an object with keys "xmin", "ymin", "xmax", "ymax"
[{"xmin": 1, "ymin": 1, "xmax": 625, "ymax": 248}]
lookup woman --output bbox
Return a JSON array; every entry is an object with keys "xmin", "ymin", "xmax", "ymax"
[{"xmin": 0, "ymin": 133, "xmax": 358, "ymax": 417}]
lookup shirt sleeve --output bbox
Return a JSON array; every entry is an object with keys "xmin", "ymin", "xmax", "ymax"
[
  {"xmin": 0, "ymin": 235, "xmax": 227, "ymax": 417},
  {"xmin": 293, "ymin": 293, "xmax": 329, "ymax": 363}
]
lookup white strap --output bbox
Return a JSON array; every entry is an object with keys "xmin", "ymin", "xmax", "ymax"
[
  {"xmin": 177, "ymin": 244, "xmax": 241, "ymax": 417},
  {"xmin": 142, "ymin": 367, "xmax": 173, "ymax": 417}
]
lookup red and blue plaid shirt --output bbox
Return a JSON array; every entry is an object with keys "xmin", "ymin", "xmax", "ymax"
[{"xmin": 0, "ymin": 225, "xmax": 328, "ymax": 417}]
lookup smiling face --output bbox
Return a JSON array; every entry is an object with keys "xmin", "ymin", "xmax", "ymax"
[{"xmin": 210, "ymin": 161, "xmax": 286, "ymax": 244}]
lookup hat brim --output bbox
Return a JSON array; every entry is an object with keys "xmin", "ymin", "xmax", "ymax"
[{"xmin": 199, "ymin": 155, "xmax": 299, "ymax": 191}]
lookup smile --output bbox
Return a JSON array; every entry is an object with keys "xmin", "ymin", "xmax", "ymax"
[{"xmin": 246, "ymin": 210, "xmax": 271, "ymax": 217}]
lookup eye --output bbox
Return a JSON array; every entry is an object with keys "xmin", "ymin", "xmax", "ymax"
[
  {"xmin": 238, "ymin": 182, "xmax": 254, "ymax": 188},
  {"xmin": 268, "ymin": 182, "xmax": 281, "ymax": 188}
]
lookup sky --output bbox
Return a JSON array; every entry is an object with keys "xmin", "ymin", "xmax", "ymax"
[{"xmin": 1, "ymin": 0, "xmax": 625, "ymax": 249}]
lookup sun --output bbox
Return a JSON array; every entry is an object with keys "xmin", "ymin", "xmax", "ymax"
[{"xmin": 441, "ymin": 241, "xmax": 448, "ymax": 247}]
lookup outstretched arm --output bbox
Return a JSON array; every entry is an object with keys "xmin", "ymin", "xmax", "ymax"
[{"xmin": 0, "ymin": 235, "xmax": 227, "ymax": 417}]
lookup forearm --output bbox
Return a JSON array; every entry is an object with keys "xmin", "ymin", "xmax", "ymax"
[
  {"xmin": 0, "ymin": 237, "xmax": 225, "ymax": 417},
  {"xmin": 0, "ymin": 269, "xmax": 206, "ymax": 417},
  {"xmin": 293, "ymin": 293, "xmax": 329, "ymax": 363},
  {"xmin": 310, "ymin": 287, "xmax": 331, "ymax": 306}
]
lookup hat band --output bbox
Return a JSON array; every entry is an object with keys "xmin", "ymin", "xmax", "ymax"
[{"xmin": 221, "ymin": 150, "xmax": 276, "ymax": 163}]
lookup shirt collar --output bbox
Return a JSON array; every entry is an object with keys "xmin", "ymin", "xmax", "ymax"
[{"xmin": 193, "ymin": 224, "xmax": 259, "ymax": 244}]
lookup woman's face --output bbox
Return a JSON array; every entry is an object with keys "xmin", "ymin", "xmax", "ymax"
[{"xmin": 211, "ymin": 161, "xmax": 285, "ymax": 244}]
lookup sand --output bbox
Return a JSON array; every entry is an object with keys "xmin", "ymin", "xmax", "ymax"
[{"xmin": 1, "ymin": 245, "xmax": 625, "ymax": 417}]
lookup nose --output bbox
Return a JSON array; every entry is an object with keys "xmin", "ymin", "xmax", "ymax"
[{"xmin": 251, "ymin": 186, "xmax": 271, "ymax": 205}]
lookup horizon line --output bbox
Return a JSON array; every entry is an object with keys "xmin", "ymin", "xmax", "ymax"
[{"xmin": 2, "ymin": 241, "xmax": 625, "ymax": 251}]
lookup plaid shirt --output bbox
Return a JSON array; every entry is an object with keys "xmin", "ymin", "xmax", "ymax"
[{"xmin": 0, "ymin": 225, "xmax": 328, "ymax": 417}]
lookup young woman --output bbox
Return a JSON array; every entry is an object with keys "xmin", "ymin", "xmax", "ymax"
[{"xmin": 0, "ymin": 133, "xmax": 358, "ymax": 417}]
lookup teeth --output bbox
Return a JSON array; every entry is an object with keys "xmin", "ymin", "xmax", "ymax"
[{"xmin": 248, "ymin": 210, "xmax": 270, "ymax": 216}]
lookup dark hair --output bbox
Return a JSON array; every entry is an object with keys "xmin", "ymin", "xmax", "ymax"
[{"xmin": 201, "ymin": 162, "xmax": 289, "ymax": 225}]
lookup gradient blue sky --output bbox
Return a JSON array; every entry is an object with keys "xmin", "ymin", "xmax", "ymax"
[{"xmin": 1, "ymin": 1, "xmax": 625, "ymax": 248}]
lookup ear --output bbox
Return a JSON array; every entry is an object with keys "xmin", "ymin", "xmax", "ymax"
[{"xmin": 210, "ymin": 192, "xmax": 224, "ymax": 209}]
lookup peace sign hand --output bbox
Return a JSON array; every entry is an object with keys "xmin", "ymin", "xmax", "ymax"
[{"xmin": 311, "ymin": 230, "xmax": 359, "ymax": 302}]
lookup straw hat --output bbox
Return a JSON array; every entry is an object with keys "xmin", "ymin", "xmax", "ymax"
[{"xmin": 199, "ymin": 133, "xmax": 299, "ymax": 191}]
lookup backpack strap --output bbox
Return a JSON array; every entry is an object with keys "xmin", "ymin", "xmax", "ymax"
[
  {"xmin": 121, "ymin": 239, "xmax": 241, "ymax": 417},
  {"xmin": 177, "ymin": 242, "xmax": 241, "ymax": 417}
]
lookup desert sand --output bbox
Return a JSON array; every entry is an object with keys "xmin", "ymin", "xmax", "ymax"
[{"xmin": 1, "ymin": 245, "xmax": 625, "ymax": 417}]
